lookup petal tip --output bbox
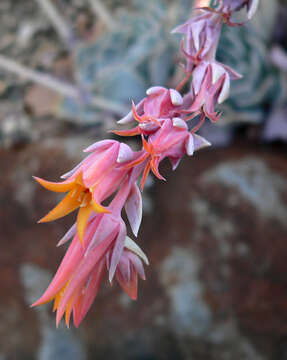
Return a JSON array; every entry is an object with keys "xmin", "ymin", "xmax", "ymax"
[{"xmin": 170, "ymin": 89, "xmax": 184, "ymax": 106}]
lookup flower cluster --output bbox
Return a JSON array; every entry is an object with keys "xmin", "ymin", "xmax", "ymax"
[{"xmin": 33, "ymin": 0, "xmax": 259, "ymax": 327}]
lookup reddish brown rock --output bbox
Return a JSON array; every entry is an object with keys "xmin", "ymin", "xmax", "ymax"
[{"xmin": 1, "ymin": 139, "xmax": 287, "ymax": 359}]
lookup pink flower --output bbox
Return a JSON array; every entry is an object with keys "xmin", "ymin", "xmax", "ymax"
[
  {"xmin": 34, "ymin": 140, "xmax": 133, "ymax": 244},
  {"xmin": 124, "ymin": 117, "xmax": 211, "ymax": 189},
  {"xmin": 32, "ymin": 180, "xmax": 148, "ymax": 327},
  {"xmin": 172, "ymin": 12, "xmax": 222, "ymax": 70},
  {"xmin": 114, "ymin": 87, "xmax": 184, "ymax": 137},
  {"xmin": 112, "ymin": 236, "xmax": 148, "ymax": 301},
  {"xmin": 182, "ymin": 61, "xmax": 241, "ymax": 122}
]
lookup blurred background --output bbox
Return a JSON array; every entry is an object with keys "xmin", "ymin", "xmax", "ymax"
[{"xmin": 1, "ymin": 0, "xmax": 287, "ymax": 359}]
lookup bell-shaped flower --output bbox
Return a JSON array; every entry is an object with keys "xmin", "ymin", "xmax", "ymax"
[
  {"xmin": 32, "ymin": 180, "xmax": 148, "ymax": 327},
  {"xmin": 31, "ymin": 212, "xmax": 120, "ymax": 327},
  {"xmin": 113, "ymin": 237, "xmax": 149, "ymax": 300},
  {"xmin": 183, "ymin": 61, "xmax": 241, "ymax": 122},
  {"xmin": 172, "ymin": 12, "xmax": 222, "ymax": 70},
  {"xmin": 114, "ymin": 87, "xmax": 184, "ymax": 137},
  {"xmin": 34, "ymin": 140, "xmax": 133, "ymax": 244},
  {"xmin": 125, "ymin": 117, "xmax": 211, "ymax": 189}
]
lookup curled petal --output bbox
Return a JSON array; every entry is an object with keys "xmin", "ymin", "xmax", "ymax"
[
  {"xmin": 125, "ymin": 184, "xmax": 142, "ymax": 237},
  {"xmin": 117, "ymin": 143, "xmax": 135, "ymax": 164},
  {"xmin": 151, "ymin": 157, "xmax": 166, "ymax": 181},
  {"xmin": 38, "ymin": 192, "xmax": 80, "ymax": 223},
  {"xmin": 83, "ymin": 140, "xmax": 116, "ymax": 153},
  {"xmin": 34, "ymin": 176, "xmax": 75, "ymax": 193},
  {"xmin": 125, "ymin": 237, "xmax": 149, "ymax": 265}
]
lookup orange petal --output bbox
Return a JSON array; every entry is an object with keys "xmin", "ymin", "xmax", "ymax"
[
  {"xmin": 65, "ymin": 298, "xmax": 74, "ymax": 328},
  {"xmin": 91, "ymin": 200, "xmax": 111, "ymax": 214},
  {"xmin": 53, "ymin": 293, "xmax": 61, "ymax": 312},
  {"xmin": 39, "ymin": 192, "xmax": 80, "ymax": 223},
  {"xmin": 53, "ymin": 282, "xmax": 69, "ymax": 310},
  {"xmin": 74, "ymin": 172, "xmax": 84, "ymax": 186},
  {"xmin": 142, "ymin": 136, "xmax": 150, "ymax": 153},
  {"xmin": 33, "ymin": 176, "xmax": 76, "ymax": 193},
  {"xmin": 124, "ymin": 153, "xmax": 149, "ymax": 169},
  {"xmin": 151, "ymin": 157, "xmax": 165, "ymax": 181},
  {"xmin": 132, "ymin": 101, "xmax": 142, "ymax": 122},
  {"xmin": 141, "ymin": 162, "xmax": 151, "ymax": 191},
  {"xmin": 77, "ymin": 205, "xmax": 93, "ymax": 245},
  {"xmin": 111, "ymin": 127, "xmax": 141, "ymax": 137}
]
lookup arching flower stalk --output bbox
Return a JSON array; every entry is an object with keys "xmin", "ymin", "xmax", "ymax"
[{"xmin": 33, "ymin": 0, "xmax": 259, "ymax": 327}]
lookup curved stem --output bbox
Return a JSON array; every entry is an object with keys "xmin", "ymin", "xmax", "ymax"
[{"xmin": 176, "ymin": 72, "xmax": 192, "ymax": 92}]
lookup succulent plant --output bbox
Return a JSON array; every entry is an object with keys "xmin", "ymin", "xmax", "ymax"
[
  {"xmin": 217, "ymin": 0, "xmax": 287, "ymax": 124},
  {"xmin": 59, "ymin": 0, "xmax": 191, "ymax": 122}
]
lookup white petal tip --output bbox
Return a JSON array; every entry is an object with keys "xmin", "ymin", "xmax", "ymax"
[
  {"xmin": 194, "ymin": 134, "xmax": 211, "ymax": 150},
  {"xmin": 218, "ymin": 85, "xmax": 230, "ymax": 104},
  {"xmin": 83, "ymin": 139, "xmax": 115, "ymax": 153},
  {"xmin": 212, "ymin": 63, "xmax": 226, "ymax": 85},
  {"xmin": 117, "ymin": 143, "xmax": 134, "ymax": 163},
  {"xmin": 218, "ymin": 74, "xmax": 230, "ymax": 104},
  {"xmin": 172, "ymin": 117, "xmax": 188, "ymax": 129},
  {"xmin": 170, "ymin": 89, "xmax": 183, "ymax": 106},
  {"xmin": 185, "ymin": 134, "xmax": 194, "ymax": 156},
  {"xmin": 146, "ymin": 86, "xmax": 164, "ymax": 96},
  {"xmin": 248, "ymin": 0, "xmax": 259, "ymax": 19},
  {"xmin": 125, "ymin": 237, "xmax": 149, "ymax": 266},
  {"xmin": 117, "ymin": 111, "xmax": 134, "ymax": 125}
]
